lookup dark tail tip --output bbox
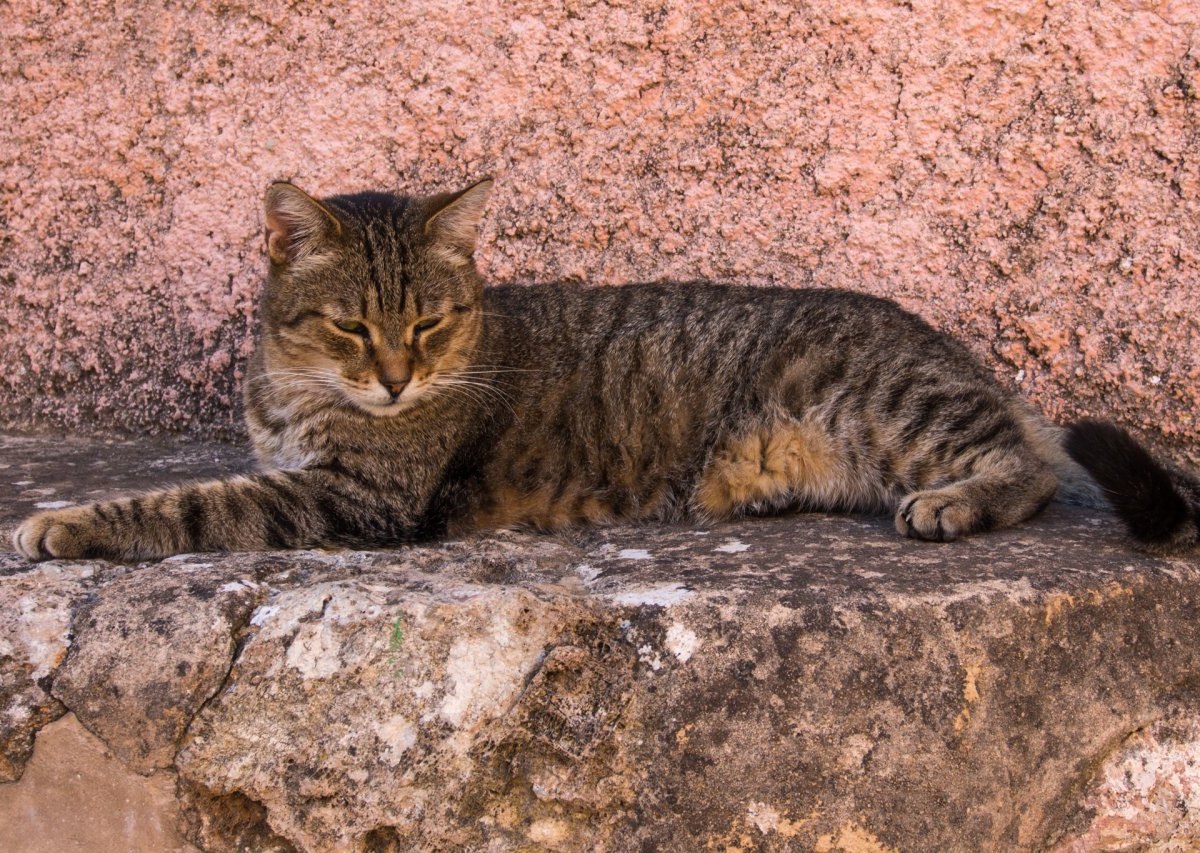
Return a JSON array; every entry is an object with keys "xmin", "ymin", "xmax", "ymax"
[{"xmin": 1064, "ymin": 419, "xmax": 1198, "ymax": 554}]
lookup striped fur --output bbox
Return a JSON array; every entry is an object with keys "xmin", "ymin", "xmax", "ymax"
[{"xmin": 14, "ymin": 181, "xmax": 1196, "ymax": 561}]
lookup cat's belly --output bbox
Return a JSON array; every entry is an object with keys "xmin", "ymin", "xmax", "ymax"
[
  {"xmin": 461, "ymin": 480, "xmax": 677, "ymax": 532},
  {"xmin": 460, "ymin": 423, "xmax": 893, "ymax": 532}
]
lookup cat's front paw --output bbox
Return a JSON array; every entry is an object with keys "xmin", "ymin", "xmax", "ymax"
[{"xmin": 13, "ymin": 506, "xmax": 101, "ymax": 561}]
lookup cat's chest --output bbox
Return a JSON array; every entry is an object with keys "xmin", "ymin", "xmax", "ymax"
[
  {"xmin": 252, "ymin": 409, "xmax": 436, "ymax": 474},
  {"xmin": 250, "ymin": 410, "xmax": 343, "ymax": 471},
  {"xmin": 256, "ymin": 424, "xmax": 322, "ymax": 470}
]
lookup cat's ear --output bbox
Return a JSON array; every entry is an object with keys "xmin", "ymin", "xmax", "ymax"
[
  {"xmin": 263, "ymin": 182, "xmax": 343, "ymax": 265},
  {"xmin": 424, "ymin": 178, "xmax": 493, "ymax": 258}
]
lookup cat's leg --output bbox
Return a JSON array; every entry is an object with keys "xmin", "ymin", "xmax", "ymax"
[
  {"xmin": 894, "ymin": 446, "xmax": 1058, "ymax": 542},
  {"xmin": 13, "ymin": 469, "xmax": 413, "ymax": 562},
  {"xmin": 695, "ymin": 418, "xmax": 858, "ymax": 518},
  {"xmin": 695, "ymin": 412, "xmax": 1057, "ymax": 540}
]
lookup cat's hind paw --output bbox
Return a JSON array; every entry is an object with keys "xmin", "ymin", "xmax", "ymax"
[
  {"xmin": 13, "ymin": 507, "xmax": 97, "ymax": 561},
  {"xmin": 895, "ymin": 489, "xmax": 979, "ymax": 543}
]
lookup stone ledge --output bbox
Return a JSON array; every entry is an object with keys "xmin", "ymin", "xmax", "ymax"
[{"xmin": 1, "ymin": 434, "xmax": 1199, "ymax": 851}]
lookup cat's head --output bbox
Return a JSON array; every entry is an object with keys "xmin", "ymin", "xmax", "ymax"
[{"xmin": 255, "ymin": 179, "xmax": 492, "ymax": 417}]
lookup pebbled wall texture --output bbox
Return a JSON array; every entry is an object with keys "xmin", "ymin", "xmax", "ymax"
[{"xmin": 2, "ymin": 0, "xmax": 1198, "ymax": 463}]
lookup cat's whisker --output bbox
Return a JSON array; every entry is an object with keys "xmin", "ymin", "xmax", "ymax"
[
  {"xmin": 432, "ymin": 377, "xmax": 509, "ymax": 399},
  {"xmin": 259, "ymin": 373, "xmax": 344, "ymax": 385},
  {"xmin": 437, "ymin": 374, "xmax": 520, "ymax": 391},
  {"xmin": 430, "ymin": 382, "xmax": 491, "ymax": 413},
  {"xmin": 255, "ymin": 376, "xmax": 326, "ymax": 388},
  {"xmin": 247, "ymin": 369, "xmax": 344, "ymax": 386},
  {"xmin": 428, "ymin": 383, "xmax": 511, "ymax": 422},
  {"xmin": 431, "ymin": 377, "xmax": 518, "ymax": 417},
  {"xmin": 254, "ymin": 366, "xmax": 339, "ymax": 374},
  {"xmin": 435, "ymin": 375, "xmax": 517, "ymax": 400},
  {"xmin": 447, "ymin": 367, "xmax": 541, "ymax": 375},
  {"xmin": 256, "ymin": 374, "xmax": 341, "ymax": 382},
  {"xmin": 438, "ymin": 370, "xmax": 534, "ymax": 390},
  {"xmin": 257, "ymin": 376, "xmax": 348, "ymax": 396}
]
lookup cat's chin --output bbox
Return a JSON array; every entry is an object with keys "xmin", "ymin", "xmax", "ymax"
[{"xmin": 358, "ymin": 399, "xmax": 414, "ymax": 417}]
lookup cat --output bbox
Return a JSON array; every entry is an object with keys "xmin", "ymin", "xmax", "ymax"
[{"xmin": 12, "ymin": 179, "xmax": 1200, "ymax": 562}]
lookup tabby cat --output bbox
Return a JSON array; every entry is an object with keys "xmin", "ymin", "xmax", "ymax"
[{"xmin": 13, "ymin": 179, "xmax": 1200, "ymax": 561}]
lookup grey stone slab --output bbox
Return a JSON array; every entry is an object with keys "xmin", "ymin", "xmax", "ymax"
[
  {"xmin": 1, "ymin": 433, "xmax": 1198, "ymax": 850},
  {"xmin": 0, "ymin": 433, "xmax": 252, "ymax": 533}
]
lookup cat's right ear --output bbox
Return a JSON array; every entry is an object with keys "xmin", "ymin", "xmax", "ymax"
[
  {"xmin": 263, "ymin": 182, "xmax": 343, "ymax": 265},
  {"xmin": 424, "ymin": 178, "xmax": 494, "ymax": 259}
]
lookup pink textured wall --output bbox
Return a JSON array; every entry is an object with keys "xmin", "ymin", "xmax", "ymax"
[{"xmin": 2, "ymin": 1, "xmax": 1198, "ymax": 463}]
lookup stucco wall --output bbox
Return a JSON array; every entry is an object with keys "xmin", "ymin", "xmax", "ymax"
[{"xmin": 2, "ymin": 0, "xmax": 1198, "ymax": 463}]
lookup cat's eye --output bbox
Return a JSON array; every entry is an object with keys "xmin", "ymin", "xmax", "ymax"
[
  {"xmin": 412, "ymin": 317, "xmax": 442, "ymax": 337},
  {"xmin": 334, "ymin": 319, "xmax": 369, "ymax": 336}
]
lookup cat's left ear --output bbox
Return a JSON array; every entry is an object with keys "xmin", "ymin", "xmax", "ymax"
[{"xmin": 424, "ymin": 178, "xmax": 493, "ymax": 258}]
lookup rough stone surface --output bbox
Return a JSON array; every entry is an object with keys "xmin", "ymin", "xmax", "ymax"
[
  {"xmin": 0, "ymin": 561, "xmax": 81, "ymax": 781},
  {"xmin": 0, "ymin": 433, "xmax": 253, "ymax": 529},
  {"xmin": 0, "ymin": 433, "xmax": 250, "ymax": 781},
  {"xmin": 2, "ymin": 435, "xmax": 1200, "ymax": 851},
  {"xmin": 1053, "ymin": 713, "xmax": 1200, "ymax": 851},
  {"xmin": 51, "ymin": 565, "xmax": 262, "ymax": 773},
  {"xmin": 2, "ymin": 2, "xmax": 1198, "ymax": 464}
]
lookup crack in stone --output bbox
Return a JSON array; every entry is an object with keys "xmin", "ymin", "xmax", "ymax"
[{"xmin": 1037, "ymin": 715, "xmax": 1160, "ymax": 849}]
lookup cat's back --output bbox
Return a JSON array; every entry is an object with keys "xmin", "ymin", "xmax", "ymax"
[
  {"xmin": 483, "ymin": 281, "xmax": 965, "ymax": 375},
  {"xmin": 476, "ymin": 280, "xmax": 1001, "ymax": 465}
]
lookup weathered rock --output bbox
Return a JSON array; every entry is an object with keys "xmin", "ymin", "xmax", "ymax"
[
  {"xmin": 51, "ymin": 565, "xmax": 263, "ymax": 773},
  {"xmin": 1054, "ymin": 712, "xmax": 1200, "ymax": 851},
  {"xmin": 0, "ymin": 559, "xmax": 94, "ymax": 781},
  {"xmin": 1, "ymin": 434, "xmax": 1200, "ymax": 851},
  {"xmin": 177, "ymin": 579, "xmax": 627, "ymax": 849}
]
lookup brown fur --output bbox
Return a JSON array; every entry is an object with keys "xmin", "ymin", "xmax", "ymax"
[{"xmin": 696, "ymin": 421, "xmax": 838, "ymax": 519}]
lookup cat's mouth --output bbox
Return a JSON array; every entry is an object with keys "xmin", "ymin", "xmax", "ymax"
[{"xmin": 348, "ymin": 378, "xmax": 432, "ymax": 416}]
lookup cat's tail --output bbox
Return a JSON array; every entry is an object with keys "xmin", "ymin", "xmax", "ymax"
[{"xmin": 1064, "ymin": 418, "xmax": 1200, "ymax": 556}]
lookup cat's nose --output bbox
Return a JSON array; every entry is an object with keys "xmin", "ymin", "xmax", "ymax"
[
  {"xmin": 376, "ymin": 354, "xmax": 412, "ymax": 399},
  {"xmin": 381, "ymin": 378, "xmax": 409, "ymax": 399}
]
